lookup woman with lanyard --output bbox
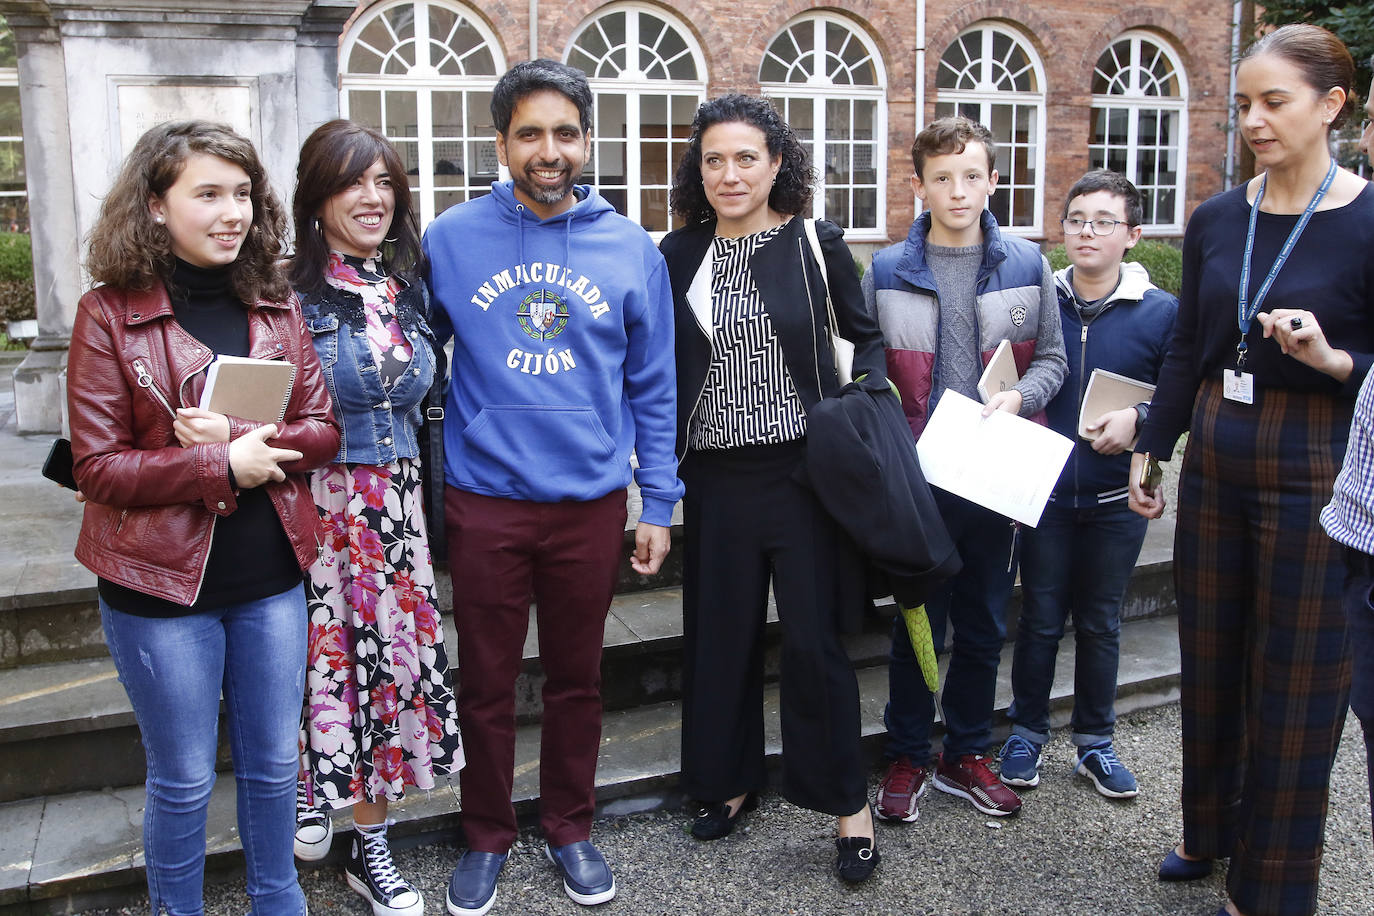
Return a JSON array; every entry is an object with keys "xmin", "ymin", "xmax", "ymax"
[{"xmin": 1129, "ymin": 24, "xmax": 1373, "ymax": 916}]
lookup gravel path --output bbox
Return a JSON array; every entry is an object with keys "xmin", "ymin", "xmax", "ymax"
[{"xmin": 80, "ymin": 702, "xmax": 1372, "ymax": 915}]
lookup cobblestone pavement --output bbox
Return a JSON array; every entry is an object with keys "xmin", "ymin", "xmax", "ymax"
[{"xmin": 80, "ymin": 702, "xmax": 1372, "ymax": 916}]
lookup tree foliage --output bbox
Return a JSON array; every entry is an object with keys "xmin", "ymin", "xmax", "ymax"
[{"xmin": 1257, "ymin": 2, "xmax": 1374, "ymax": 95}]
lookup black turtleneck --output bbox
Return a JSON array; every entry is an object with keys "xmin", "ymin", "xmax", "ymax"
[{"xmin": 97, "ymin": 259, "xmax": 302, "ymax": 618}]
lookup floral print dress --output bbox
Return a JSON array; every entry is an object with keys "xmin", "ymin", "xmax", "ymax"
[{"xmin": 301, "ymin": 253, "xmax": 463, "ymax": 808}]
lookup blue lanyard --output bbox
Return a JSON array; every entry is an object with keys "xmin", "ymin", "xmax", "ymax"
[{"xmin": 1235, "ymin": 158, "xmax": 1337, "ymax": 369}]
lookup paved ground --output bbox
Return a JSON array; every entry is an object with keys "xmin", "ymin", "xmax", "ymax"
[{"xmin": 77, "ymin": 703, "xmax": 1372, "ymax": 916}]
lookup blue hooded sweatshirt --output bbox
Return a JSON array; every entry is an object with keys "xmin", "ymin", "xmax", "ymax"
[{"xmin": 422, "ymin": 181, "xmax": 682, "ymax": 527}]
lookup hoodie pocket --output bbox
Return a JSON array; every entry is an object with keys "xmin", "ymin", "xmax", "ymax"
[{"xmin": 461, "ymin": 405, "xmax": 616, "ymax": 490}]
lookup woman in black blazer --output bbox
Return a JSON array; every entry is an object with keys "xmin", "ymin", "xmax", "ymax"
[{"xmin": 658, "ymin": 94, "xmax": 886, "ymax": 882}]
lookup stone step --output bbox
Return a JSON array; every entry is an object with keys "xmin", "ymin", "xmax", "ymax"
[
  {"xmin": 0, "ymin": 613, "xmax": 1183, "ymax": 915},
  {"xmin": 0, "ymin": 518, "xmax": 685, "ymax": 671},
  {"xmin": 0, "ymin": 515, "xmax": 1177, "ymax": 806}
]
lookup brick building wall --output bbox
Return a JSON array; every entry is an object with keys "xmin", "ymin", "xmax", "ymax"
[{"xmin": 342, "ymin": 0, "xmax": 1239, "ymax": 245}]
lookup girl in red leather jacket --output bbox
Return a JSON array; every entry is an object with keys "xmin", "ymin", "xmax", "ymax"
[{"xmin": 67, "ymin": 120, "xmax": 339, "ymax": 916}]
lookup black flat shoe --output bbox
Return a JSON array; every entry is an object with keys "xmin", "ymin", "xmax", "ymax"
[
  {"xmin": 835, "ymin": 835, "xmax": 880, "ymax": 883},
  {"xmin": 690, "ymin": 792, "xmax": 759, "ymax": 841}
]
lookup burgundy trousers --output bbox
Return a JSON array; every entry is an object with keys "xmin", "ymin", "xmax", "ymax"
[{"xmin": 444, "ymin": 486, "xmax": 627, "ymax": 852}]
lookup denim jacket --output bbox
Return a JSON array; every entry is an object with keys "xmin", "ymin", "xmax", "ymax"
[{"xmin": 298, "ymin": 279, "xmax": 436, "ymax": 465}]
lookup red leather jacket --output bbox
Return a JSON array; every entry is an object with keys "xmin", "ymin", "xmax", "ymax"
[{"xmin": 68, "ymin": 282, "xmax": 340, "ymax": 606}]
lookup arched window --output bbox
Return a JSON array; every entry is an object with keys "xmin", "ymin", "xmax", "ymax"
[
  {"xmin": 340, "ymin": 0, "xmax": 504, "ymax": 227},
  {"xmin": 1090, "ymin": 32, "xmax": 1188, "ymax": 232},
  {"xmin": 565, "ymin": 3, "xmax": 706, "ymax": 234},
  {"xmin": 760, "ymin": 13, "xmax": 886, "ymax": 237},
  {"xmin": 934, "ymin": 23, "xmax": 1046, "ymax": 234}
]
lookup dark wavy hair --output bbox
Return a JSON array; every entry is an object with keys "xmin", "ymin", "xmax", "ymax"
[
  {"xmin": 86, "ymin": 120, "xmax": 290, "ymax": 303},
  {"xmin": 492, "ymin": 59, "xmax": 593, "ymax": 135},
  {"xmin": 290, "ymin": 119, "xmax": 423, "ymax": 293},
  {"xmin": 669, "ymin": 94, "xmax": 814, "ymax": 224}
]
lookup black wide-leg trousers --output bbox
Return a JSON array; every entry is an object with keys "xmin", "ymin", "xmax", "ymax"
[{"xmin": 678, "ymin": 440, "xmax": 867, "ymax": 817}]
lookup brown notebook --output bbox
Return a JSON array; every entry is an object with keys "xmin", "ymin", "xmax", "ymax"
[
  {"xmin": 1078, "ymin": 368, "xmax": 1155, "ymax": 446},
  {"xmin": 976, "ymin": 338, "xmax": 1019, "ymax": 404},
  {"xmin": 198, "ymin": 355, "xmax": 296, "ymax": 424}
]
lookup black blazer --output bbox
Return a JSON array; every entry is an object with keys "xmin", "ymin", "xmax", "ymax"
[
  {"xmin": 802, "ymin": 376, "xmax": 961, "ymax": 609},
  {"xmin": 658, "ymin": 216, "xmax": 887, "ymax": 456}
]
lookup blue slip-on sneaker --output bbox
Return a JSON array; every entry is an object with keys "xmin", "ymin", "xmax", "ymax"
[
  {"xmin": 545, "ymin": 840, "xmax": 616, "ymax": 906},
  {"xmin": 1158, "ymin": 848, "xmax": 1214, "ymax": 881},
  {"xmin": 997, "ymin": 734, "xmax": 1043, "ymax": 788},
  {"xmin": 445, "ymin": 850, "xmax": 508, "ymax": 916},
  {"xmin": 1074, "ymin": 742, "xmax": 1139, "ymax": 798}
]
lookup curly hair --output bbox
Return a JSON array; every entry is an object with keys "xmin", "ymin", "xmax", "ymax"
[
  {"xmin": 669, "ymin": 94, "xmax": 814, "ymax": 224},
  {"xmin": 290, "ymin": 119, "xmax": 423, "ymax": 294},
  {"xmin": 86, "ymin": 120, "xmax": 290, "ymax": 303}
]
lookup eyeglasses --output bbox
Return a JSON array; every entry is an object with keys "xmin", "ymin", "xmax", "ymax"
[{"xmin": 1062, "ymin": 217, "xmax": 1127, "ymax": 236}]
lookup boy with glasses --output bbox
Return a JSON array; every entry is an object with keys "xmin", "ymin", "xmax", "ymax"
[{"xmin": 998, "ymin": 169, "xmax": 1177, "ymax": 797}]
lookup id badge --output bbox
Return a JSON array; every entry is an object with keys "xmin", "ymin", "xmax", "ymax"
[{"xmin": 1223, "ymin": 369, "xmax": 1254, "ymax": 404}]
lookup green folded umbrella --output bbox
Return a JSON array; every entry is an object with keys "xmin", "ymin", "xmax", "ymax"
[{"xmin": 900, "ymin": 603, "xmax": 939, "ymax": 694}]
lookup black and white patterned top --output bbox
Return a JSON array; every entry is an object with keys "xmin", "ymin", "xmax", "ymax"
[{"xmin": 689, "ymin": 223, "xmax": 808, "ymax": 450}]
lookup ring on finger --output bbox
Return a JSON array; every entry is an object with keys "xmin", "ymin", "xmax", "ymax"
[{"xmin": 1290, "ymin": 315, "xmax": 1304, "ymax": 330}]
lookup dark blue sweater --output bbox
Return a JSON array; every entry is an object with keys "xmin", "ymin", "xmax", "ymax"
[{"xmin": 1047, "ymin": 263, "xmax": 1178, "ymax": 507}]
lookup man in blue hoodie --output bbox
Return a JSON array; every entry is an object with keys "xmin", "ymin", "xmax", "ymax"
[{"xmin": 423, "ymin": 59, "xmax": 681, "ymax": 915}]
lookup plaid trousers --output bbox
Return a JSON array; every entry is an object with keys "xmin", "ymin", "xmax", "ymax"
[{"xmin": 1174, "ymin": 379, "xmax": 1353, "ymax": 916}]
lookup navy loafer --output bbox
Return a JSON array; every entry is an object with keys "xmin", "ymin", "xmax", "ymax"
[
  {"xmin": 1158, "ymin": 848, "xmax": 1213, "ymax": 881},
  {"xmin": 446, "ymin": 850, "xmax": 508, "ymax": 916},
  {"xmin": 544, "ymin": 840, "xmax": 616, "ymax": 906}
]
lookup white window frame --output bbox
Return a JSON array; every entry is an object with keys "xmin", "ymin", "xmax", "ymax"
[
  {"xmin": 934, "ymin": 22, "xmax": 1047, "ymax": 236},
  {"xmin": 1089, "ymin": 30, "xmax": 1189, "ymax": 235},
  {"xmin": 759, "ymin": 13, "xmax": 887, "ymax": 240},
  {"xmin": 0, "ymin": 19, "xmax": 24, "ymax": 228},
  {"xmin": 565, "ymin": 2, "xmax": 706, "ymax": 237},
  {"xmin": 339, "ymin": 0, "xmax": 505, "ymax": 228}
]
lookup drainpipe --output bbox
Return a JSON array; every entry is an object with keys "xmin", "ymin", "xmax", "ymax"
[
  {"xmin": 915, "ymin": 0, "xmax": 926, "ymax": 132},
  {"xmin": 1224, "ymin": 0, "xmax": 1241, "ymax": 189},
  {"xmin": 529, "ymin": 0, "xmax": 538, "ymax": 58}
]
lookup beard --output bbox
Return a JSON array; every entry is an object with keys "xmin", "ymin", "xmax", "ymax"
[{"xmin": 512, "ymin": 162, "xmax": 580, "ymax": 208}]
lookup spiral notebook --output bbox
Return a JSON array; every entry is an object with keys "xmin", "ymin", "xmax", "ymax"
[{"xmin": 198, "ymin": 355, "xmax": 296, "ymax": 424}]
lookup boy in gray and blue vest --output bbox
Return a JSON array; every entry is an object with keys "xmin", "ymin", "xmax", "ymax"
[{"xmin": 861, "ymin": 116, "xmax": 1066, "ymax": 822}]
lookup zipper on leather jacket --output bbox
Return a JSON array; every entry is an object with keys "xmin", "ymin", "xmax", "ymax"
[{"xmin": 132, "ymin": 359, "xmax": 178, "ymax": 420}]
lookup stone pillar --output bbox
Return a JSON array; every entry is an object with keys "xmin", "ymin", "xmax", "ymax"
[
  {"xmin": 296, "ymin": 0, "xmax": 355, "ymax": 144},
  {"xmin": 0, "ymin": 0, "xmax": 346, "ymax": 433},
  {"xmin": 4, "ymin": 4, "xmax": 78, "ymax": 433}
]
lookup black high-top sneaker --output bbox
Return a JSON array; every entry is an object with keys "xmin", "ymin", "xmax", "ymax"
[
  {"xmin": 293, "ymin": 779, "xmax": 334, "ymax": 861},
  {"xmin": 344, "ymin": 824, "xmax": 424, "ymax": 916}
]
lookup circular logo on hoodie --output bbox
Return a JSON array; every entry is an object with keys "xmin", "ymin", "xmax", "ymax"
[
  {"xmin": 1009, "ymin": 305, "xmax": 1028, "ymax": 327},
  {"xmin": 517, "ymin": 289, "xmax": 570, "ymax": 341}
]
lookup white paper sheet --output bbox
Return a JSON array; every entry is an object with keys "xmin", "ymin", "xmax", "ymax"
[{"xmin": 915, "ymin": 390, "xmax": 1074, "ymax": 527}]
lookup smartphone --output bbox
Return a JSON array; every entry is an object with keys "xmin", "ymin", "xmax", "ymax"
[
  {"xmin": 1138, "ymin": 453, "xmax": 1163, "ymax": 491},
  {"xmin": 42, "ymin": 437, "xmax": 78, "ymax": 491}
]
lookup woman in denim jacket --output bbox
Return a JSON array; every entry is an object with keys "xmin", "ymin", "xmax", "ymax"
[{"xmin": 288, "ymin": 120, "xmax": 463, "ymax": 916}]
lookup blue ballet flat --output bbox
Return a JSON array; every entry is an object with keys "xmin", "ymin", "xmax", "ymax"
[{"xmin": 1158, "ymin": 848, "xmax": 1213, "ymax": 881}]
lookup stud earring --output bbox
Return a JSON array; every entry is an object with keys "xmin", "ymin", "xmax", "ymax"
[{"xmin": 154, "ymin": 215, "xmax": 164, "ymax": 224}]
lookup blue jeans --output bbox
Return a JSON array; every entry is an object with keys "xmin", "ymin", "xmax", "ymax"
[
  {"xmin": 101, "ymin": 586, "xmax": 308, "ymax": 916},
  {"xmin": 885, "ymin": 492, "xmax": 1017, "ymax": 763},
  {"xmin": 1008, "ymin": 500, "xmax": 1147, "ymax": 747}
]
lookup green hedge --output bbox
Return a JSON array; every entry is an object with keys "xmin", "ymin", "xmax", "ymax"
[
  {"xmin": 1045, "ymin": 238, "xmax": 1182, "ymax": 297},
  {"xmin": 0, "ymin": 232, "xmax": 34, "ymax": 322}
]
